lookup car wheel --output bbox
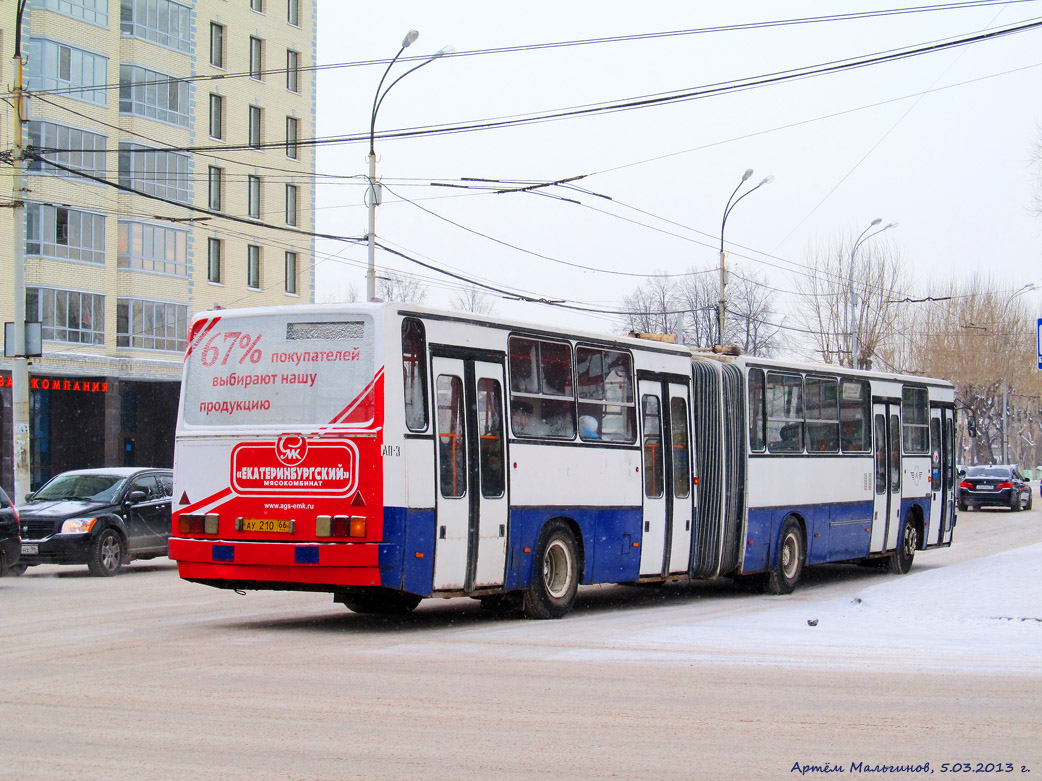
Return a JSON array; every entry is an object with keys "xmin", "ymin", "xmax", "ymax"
[
  {"xmin": 1011, "ymin": 494, "xmax": 1021, "ymax": 512},
  {"xmin": 765, "ymin": 516, "xmax": 805, "ymax": 595},
  {"xmin": 87, "ymin": 528, "xmax": 125, "ymax": 577},
  {"xmin": 523, "ymin": 520, "xmax": 580, "ymax": 619},
  {"xmin": 888, "ymin": 519, "xmax": 917, "ymax": 575},
  {"xmin": 1028, "ymin": 493, "xmax": 1034, "ymax": 511},
  {"xmin": 958, "ymin": 500, "xmax": 967, "ymax": 512}
]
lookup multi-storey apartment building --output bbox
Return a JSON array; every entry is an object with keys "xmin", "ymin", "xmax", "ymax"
[{"xmin": 1, "ymin": 0, "xmax": 317, "ymax": 490}]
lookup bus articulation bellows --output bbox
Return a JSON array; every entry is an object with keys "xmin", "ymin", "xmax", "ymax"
[{"xmin": 170, "ymin": 303, "xmax": 957, "ymax": 618}]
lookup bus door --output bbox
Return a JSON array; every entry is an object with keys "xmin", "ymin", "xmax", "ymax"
[
  {"xmin": 431, "ymin": 353, "xmax": 509, "ymax": 592},
  {"xmin": 638, "ymin": 378, "xmax": 693, "ymax": 576},
  {"xmin": 927, "ymin": 410, "xmax": 944, "ymax": 545},
  {"xmin": 870, "ymin": 402, "xmax": 902, "ymax": 554},
  {"xmin": 940, "ymin": 407, "xmax": 956, "ymax": 545}
]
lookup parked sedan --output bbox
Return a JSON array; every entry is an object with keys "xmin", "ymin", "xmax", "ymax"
[
  {"xmin": 14, "ymin": 468, "xmax": 173, "ymax": 576},
  {"xmin": 958, "ymin": 465, "xmax": 1032, "ymax": 512},
  {"xmin": 0, "ymin": 487, "xmax": 19, "ymax": 575}
]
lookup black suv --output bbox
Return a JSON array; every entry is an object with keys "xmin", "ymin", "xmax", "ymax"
[
  {"xmin": 0, "ymin": 486, "xmax": 19, "ymax": 575},
  {"xmin": 958, "ymin": 465, "xmax": 1032, "ymax": 512},
  {"xmin": 14, "ymin": 468, "xmax": 173, "ymax": 576}
]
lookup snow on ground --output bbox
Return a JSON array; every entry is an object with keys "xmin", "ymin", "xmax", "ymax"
[{"xmin": 405, "ymin": 543, "xmax": 1042, "ymax": 675}]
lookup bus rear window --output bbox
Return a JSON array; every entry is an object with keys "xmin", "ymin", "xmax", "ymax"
[{"xmin": 182, "ymin": 313, "xmax": 374, "ymax": 427}]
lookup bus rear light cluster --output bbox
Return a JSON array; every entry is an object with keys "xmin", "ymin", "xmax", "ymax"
[
  {"xmin": 179, "ymin": 513, "xmax": 219, "ymax": 535},
  {"xmin": 315, "ymin": 515, "xmax": 366, "ymax": 538}
]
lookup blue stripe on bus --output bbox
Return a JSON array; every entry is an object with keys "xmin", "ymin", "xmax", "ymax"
[
  {"xmin": 745, "ymin": 500, "xmax": 875, "ymax": 572},
  {"xmin": 381, "ymin": 507, "xmax": 436, "ymax": 595},
  {"xmin": 505, "ymin": 506, "xmax": 642, "ymax": 590}
]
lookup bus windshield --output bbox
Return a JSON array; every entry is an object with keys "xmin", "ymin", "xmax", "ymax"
[{"xmin": 182, "ymin": 313, "xmax": 375, "ymax": 428}]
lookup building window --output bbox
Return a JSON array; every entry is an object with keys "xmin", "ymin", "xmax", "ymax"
[
  {"xmin": 26, "ymin": 287, "xmax": 104, "ymax": 345},
  {"xmin": 251, "ymin": 0, "xmax": 264, "ymax": 12},
  {"xmin": 118, "ymin": 142, "xmax": 191, "ymax": 203},
  {"xmin": 285, "ymin": 251, "xmax": 297, "ymax": 294},
  {"xmin": 248, "ymin": 105, "xmax": 262, "ymax": 148},
  {"xmin": 247, "ymin": 245, "xmax": 261, "ymax": 289},
  {"xmin": 27, "ymin": 39, "xmax": 107, "ymax": 105},
  {"xmin": 117, "ymin": 221, "xmax": 188, "ymax": 276},
  {"xmin": 287, "ymin": 0, "xmax": 299, "ymax": 26},
  {"xmin": 119, "ymin": 0, "xmax": 191, "ymax": 53},
  {"xmin": 26, "ymin": 121, "xmax": 107, "ymax": 178},
  {"xmin": 208, "ymin": 166, "xmax": 223, "ymax": 210},
  {"xmin": 209, "ymin": 22, "xmax": 225, "ymax": 68},
  {"xmin": 40, "ymin": 0, "xmax": 109, "ymax": 26},
  {"xmin": 119, "ymin": 64, "xmax": 189, "ymax": 127},
  {"xmin": 249, "ymin": 36, "xmax": 264, "ymax": 80},
  {"xmin": 209, "ymin": 94, "xmax": 224, "ymax": 139},
  {"xmin": 285, "ymin": 116, "xmax": 299, "ymax": 159},
  {"xmin": 285, "ymin": 183, "xmax": 298, "ymax": 226},
  {"xmin": 286, "ymin": 49, "xmax": 300, "ymax": 92},
  {"xmin": 25, "ymin": 203, "xmax": 105, "ymax": 264},
  {"xmin": 117, "ymin": 298, "xmax": 187, "ymax": 351},
  {"xmin": 247, "ymin": 175, "xmax": 261, "ymax": 219},
  {"xmin": 207, "ymin": 238, "xmax": 222, "ymax": 283}
]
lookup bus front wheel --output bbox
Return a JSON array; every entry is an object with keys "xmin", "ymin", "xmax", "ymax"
[
  {"xmin": 766, "ymin": 517, "xmax": 804, "ymax": 595},
  {"xmin": 523, "ymin": 521, "xmax": 579, "ymax": 619},
  {"xmin": 888, "ymin": 519, "xmax": 917, "ymax": 575}
]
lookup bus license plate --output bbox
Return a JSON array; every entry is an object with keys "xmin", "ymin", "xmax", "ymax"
[
  {"xmin": 21, "ymin": 544, "xmax": 38, "ymax": 555},
  {"xmin": 242, "ymin": 519, "xmax": 292, "ymax": 533}
]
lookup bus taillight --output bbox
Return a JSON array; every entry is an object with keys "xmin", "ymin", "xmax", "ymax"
[
  {"xmin": 178, "ymin": 513, "xmax": 219, "ymax": 535},
  {"xmin": 315, "ymin": 515, "xmax": 366, "ymax": 539}
]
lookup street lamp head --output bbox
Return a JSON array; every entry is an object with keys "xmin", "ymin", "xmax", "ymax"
[
  {"xmin": 434, "ymin": 45, "xmax": 455, "ymax": 57},
  {"xmin": 402, "ymin": 29, "xmax": 420, "ymax": 48},
  {"xmin": 741, "ymin": 168, "xmax": 754, "ymax": 182},
  {"xmin": 758, "ymin": 174, "xmax": 775, "ymax": 186},
  {"xmin": 870, "ymin": 217, "xmax": 883, "ymax": 226},
  {"xmin": 885, "ymin": 221, "xmax": 899, "ymax": 230}
]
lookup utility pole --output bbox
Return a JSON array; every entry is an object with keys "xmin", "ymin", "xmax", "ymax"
[{"xmin": 10, "ymin": 0, "xmax": 32, "ymax": 499}]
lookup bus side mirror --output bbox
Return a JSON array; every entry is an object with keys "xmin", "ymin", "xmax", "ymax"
[{"xmin": 967, "ymin": 415, "xmax": 977, "ymax": 438}]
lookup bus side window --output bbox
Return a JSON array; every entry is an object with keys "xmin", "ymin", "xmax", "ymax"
[
  {"xmin": 889, "ymin": 414, "xmax": 901, "ymax": 493},
  {"xmin": 805, "ymin": 376, "xmax": 839, "ymax": 453},
  {"xmin": 766, "ymin": 372, "xmax": 803, "ymax": 453},
  {"xmin": 642, "ymin": 395, "xmax": 664, "ymax": 498},
  {"xmin": 508, "ymin": 336, "xmax": 576, "ymax": 439},
  {"xmin": 401, "ymin": 318, "xmax": 428, "ymax": 432},
  {"xmin": 748, "ymin": 368, "xmax": 765, "ymax": 452},
  {"xmin": 436, "ymin": 375, "xmax": 466, "ymax": 498},
  {"xmin": 576, "ymin": 346, "xmax": 635, "ymax": 443},
  {"xmin": 901, "ymin": 386, "xmax": 929, "ymax": 454},
  {"xmin": 840, "ymin": 379, "xmax": 870, "ymax": 452},
  {"xmin": 930, "ymin": 417, "xmax": 941, "ymax": 491}
]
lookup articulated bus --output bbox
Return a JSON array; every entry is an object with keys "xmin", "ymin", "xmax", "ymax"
[{"xmin": 170, "ymin": 303, "xmax": 957, "ymax": 618}]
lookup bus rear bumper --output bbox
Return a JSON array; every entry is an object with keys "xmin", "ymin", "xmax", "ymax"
[{"xmin": 169, "ymin": 537, "xmax": 390, "ymax": 589}]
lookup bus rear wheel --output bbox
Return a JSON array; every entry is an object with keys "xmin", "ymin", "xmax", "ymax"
[
  {"xmin": 523, "ymin": 521, "xmax": 579, "ymax": 619},
  {"xmin": 336, "ymin": 589, "xmax": 421, "ymax": 615},
  {"xmin": 765, "ymin": 517, "xmax": 804, "ymax": 595}
]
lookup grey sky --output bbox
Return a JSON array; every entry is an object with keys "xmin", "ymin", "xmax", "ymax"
[{"xmin": 315, "ymin": 1, "xmax": 1042, "ymax": 345}]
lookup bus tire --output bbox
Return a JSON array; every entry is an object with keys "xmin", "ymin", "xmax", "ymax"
[
  {"xmin": 888, "ymin": 519, "xmax": 917, "ymax": 575},
  {"xmin": 765, "ymin": 517, "xmax": 804, "ymax": 595},
  {"xmin": 338, "ymin": 589, "xmax": 421, "ymax": 615},
  {"xmin": 523, "ymin": 520, "xmax": 579, "ymax": 619},
  {"xmin": 87, "ymin": 528, "xmax": 125, "ymax": 577},
  {"xmin": 6, "ymin": 561, "xmax": 27, "ymax": 576}
]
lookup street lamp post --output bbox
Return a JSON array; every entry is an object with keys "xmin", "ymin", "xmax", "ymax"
[
  {"xmin": 365, "ymin": 31, "xmax": 451, "ymax": 302},
  {"xmin": 718, "ymin": 169, "xmax": 773, "ymax": 348},
  {"xmin": 848, "ymin": 219, "xmax": 897, "ymax": 370}
]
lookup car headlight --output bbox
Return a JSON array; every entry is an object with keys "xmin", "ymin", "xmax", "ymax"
[{"xmin": 61, "ymin": 517, "xmax": 98, "ymax": 534}]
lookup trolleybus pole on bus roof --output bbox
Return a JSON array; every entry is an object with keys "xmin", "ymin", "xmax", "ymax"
[{"xmin": 365, "ymin": 31, "xmax": 453, "ymax": 302}]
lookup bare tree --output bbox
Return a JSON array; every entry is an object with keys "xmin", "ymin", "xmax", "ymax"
[
  {"xmin": 376, "ymin": 271, "xmax": 428, "ymax": 304},
  {"xmin": 619, "ymin": 273, "xmax": 683, "ymax": 337},
  {"xmin": 619, "ymin": 267, "xmax": 781, "ymax": 356},
  {"xmin": 793, "ymin": 231, "xmax": 906, "ymax": 368},
  {"xmin": 451, "ymin": 286, "xmax": 496, "ymax": 315},
  {"xmin": 316, "ymin": 282, "xmax": 360, "ymax": 304},
  {"xmin": 879, "ymin": 274, "xmax": 1042, "ymax": 467}
]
